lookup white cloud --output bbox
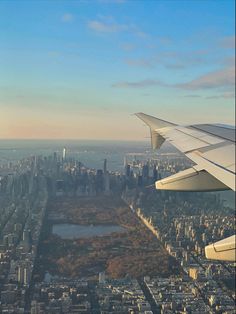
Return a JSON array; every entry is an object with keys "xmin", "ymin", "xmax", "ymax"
[
  {"xmin": 88, "ymin": 19, "xmax": 128, "ymax": 33},
  {"xmin": 112, "ymin": 79, "xmax": 164, "ymax": 88},
  {"xmin": 176, "ymin": 66, "xmax": 235, "ymax": 90},
  {"xmin": 206, "ymin": 92, "xmax": 235, "ymax": 99},
  {"xmin": 124, "ymin": 58, "xmax": 154, "ymax": 68},
  {"xmin": 87, "ymin": 16, "xmax": 150, "ymax": 39},
  {"xmin": 112, "ymin": 65, "xmax": 235, "ymax": 91}
]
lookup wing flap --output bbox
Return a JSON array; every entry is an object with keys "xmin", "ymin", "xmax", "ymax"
[
  {"xmin": 187, "ymin": 151, "xmax": 235, "ymax": 190},
  {"xmin": 201, "ymin": 144, "xmax": 235, "ymax": 168},
  {"xmin": 156, "ymin": 167, "xmax": 229, "ymax": 191},
  {"xmin": 205, "ymin": 235, "xmax": 236, "ymax": 261}
]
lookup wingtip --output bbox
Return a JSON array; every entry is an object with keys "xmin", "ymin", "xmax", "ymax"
[
  {"xmin": 135, "ymin": 112, "xmax": 147, "ymax": 120},
  {"xmin": 135, "ymin": 112, "xmax": 176, "ymax": 129}
]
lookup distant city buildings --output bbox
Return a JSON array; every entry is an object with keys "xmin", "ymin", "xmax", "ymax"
[
  {"xmin": 0, "ymin": 150, "xmax": 234, "ymax": 313},
  {"xmin": 62, "ymin": 147, "xmax": 67, "ymax": 161}
]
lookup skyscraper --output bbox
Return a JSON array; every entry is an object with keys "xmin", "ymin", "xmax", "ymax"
[
  {"xmin": 53, "ymin": 152, "xmax": 57, "ymax": 163},
  {"xmin": 17, "ymin": 266, "xmax": 24, "ymax": 284},
  {"xmin": 142, "ymin": 164, "xmax": 149, "ymax": 179},
  {"xmin": 62, "ymin": 148, "xmax": 67, "ymax": 161},
  {"xmin": 152, "ymin": 166, "xmax": 158, "ymax": 183},
  {"xmin": 24, "ymin": 267, "xmax": 31, "ymax": 286},
  {"xmin": 103, "ymin": 159, "xmax": 107, "ymax": 174},
  {"xmin": 125, "ymin": 164, "xmax": 131, "ymax": 178}
]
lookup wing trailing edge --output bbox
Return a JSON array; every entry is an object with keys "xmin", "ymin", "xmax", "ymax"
[
  {"xmin": 156, "ymin": 167, "xmax": 229, "ymax": 191},
  {"xmin": 205, "ymin": 235, "xmax": 236, "ymax": 262}
]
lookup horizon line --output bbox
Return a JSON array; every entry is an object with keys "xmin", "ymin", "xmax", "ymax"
[{"xmin": 0, "ymin": 138, "xmax": 150, "ymax": 142}]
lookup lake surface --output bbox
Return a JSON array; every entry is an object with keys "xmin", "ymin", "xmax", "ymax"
[{"xmin": 52, "ymin": 223, "xmax": 126, "ymax": 239}]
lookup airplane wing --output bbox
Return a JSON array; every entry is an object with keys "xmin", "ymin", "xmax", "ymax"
[
  {"xmin": 136, "ymin": 112, "xmax": 235, "ymax": 261},
  {"xmin": 136, "ymin": 112, "xmax": 235, "ymax": 191}
]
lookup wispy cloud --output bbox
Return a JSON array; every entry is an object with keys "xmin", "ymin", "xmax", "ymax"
[
  {"xmin": 123, "ymin": 49, "xmax": 212, "ymax": 70},
  {"xmin": 223, "ymin": 55, "xmax": 235, "ymax": 67},
  {"xmin": 88, "ymin": 18, "xmax": 128, "ymax": 33},
  {"xmin": 183, "ymin": 94, "xmax": 202, "ymax": 98},
  {"xmin": 175, "ymin": 66, "xmax": 235, "ymax": 90},
  {"xmin": 219, "ymin": 35, "xmax": 235, "ymax": 49},
  {"xmin": 98, "ymin": 0, "xmax": 126, "ymax": 3},
  {"xmin": 163, "ymin": 51, "xmax": 208, "ymax": 68},
  {"xmin": 184, "ymin": 92, "xmax": 235, "ymax": 99},
  {"xmin": 61, "ymin": 13, "xmax": 74, "ymax": 23},
  {"xmin": 121, "ymin": 43, "xmax": 136, "ymax": 51},
  {"xmin": 87, "ymin": 16, "xmax": 149, "ymax": 39},
  {"xmin": 165, "ymin": 63, "xmax": 186, "ymax": 70},
  {"xmin": 134, "ymin": 30, "xmax": 149, "ymax": 39},
  {"xmin": 112, "ymin": 79, "xmax": 165, "ymax": 88},
  {"xmin": 206, "ymin": 92, "xmax": 235, "ymax": 99},
  {"xmin": 112, "ymin": 65, "xmax": 235, "ymax": 91},
  {"xmin": 124, "ymin": 58, "xmax": 155, "ymax": 68}
]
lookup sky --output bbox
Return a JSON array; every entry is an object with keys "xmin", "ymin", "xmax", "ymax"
[{"xmin": 0, "ymin": 0, "xmax": 235, "ymax": 140}]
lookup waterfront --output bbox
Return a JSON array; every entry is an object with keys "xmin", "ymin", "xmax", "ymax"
[{"xmin": 0, "ymin": 139, "xmax": 150, "ymax": 171}]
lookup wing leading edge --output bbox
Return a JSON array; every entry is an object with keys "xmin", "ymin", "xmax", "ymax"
[{"xmin": 136, "ymin": 112, "xmax": 236, "ymax": 262}]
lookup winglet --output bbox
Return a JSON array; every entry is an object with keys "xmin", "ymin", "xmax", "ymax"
[{"xmin": 135, "ymin": 112, "xmax": 175, "ymax": 150}]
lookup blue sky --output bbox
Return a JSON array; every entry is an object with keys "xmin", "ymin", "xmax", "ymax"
[{"xmin": 0, "ymin": 0, "xmax": 235, "ymax": 139}]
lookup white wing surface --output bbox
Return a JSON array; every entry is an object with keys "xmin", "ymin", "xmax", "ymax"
[
  {"xmin": 136, "ymin": 112, "xmax": 235, "ymax": 262},
  {"xmin": 136, "ymin": 113, "xmax": 235, "ymax": 191}
]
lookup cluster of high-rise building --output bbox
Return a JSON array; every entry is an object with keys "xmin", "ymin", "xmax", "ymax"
[
  {"xmin": 97, "ymin": 278, "xmax": 152, "ymax": 314},
  {"xmin": 30, "ymin": 275, "xmax": 156, "ymax": 314},
  {"xmin": 144, "ymin": 276, "xmax": 210, "ymax": 313},
  {"xmin": 123, "ymin": 188, "xmax": 235, "ymax": 313},
  {"xmin": 0, "ymin": 148, "xmax": 235, "ymax": 313},
  {"xmin": 0, "ymin": 174, "xmax": 48, "ymax": 312},
  {"xmin": 30, "ymin": 279, "xmax": 91, "ymax": 314}
]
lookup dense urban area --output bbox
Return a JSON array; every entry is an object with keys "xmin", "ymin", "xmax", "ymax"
[{"xmin": 0, "ymin": 147, "xmax": 235, "ymax": 314}]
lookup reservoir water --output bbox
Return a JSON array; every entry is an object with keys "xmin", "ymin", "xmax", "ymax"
[{"xmin": 52, "ymin": 223, "xmax": 126, "ymax": 239}]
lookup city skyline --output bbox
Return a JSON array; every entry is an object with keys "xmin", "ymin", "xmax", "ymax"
[
  {"xmin": 0, "ymin": 146, "xmax": 235, "ymax": 313},
  {"xmin": 0, "ymin": 0, "xmax": 235, "ymax": 139}
]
